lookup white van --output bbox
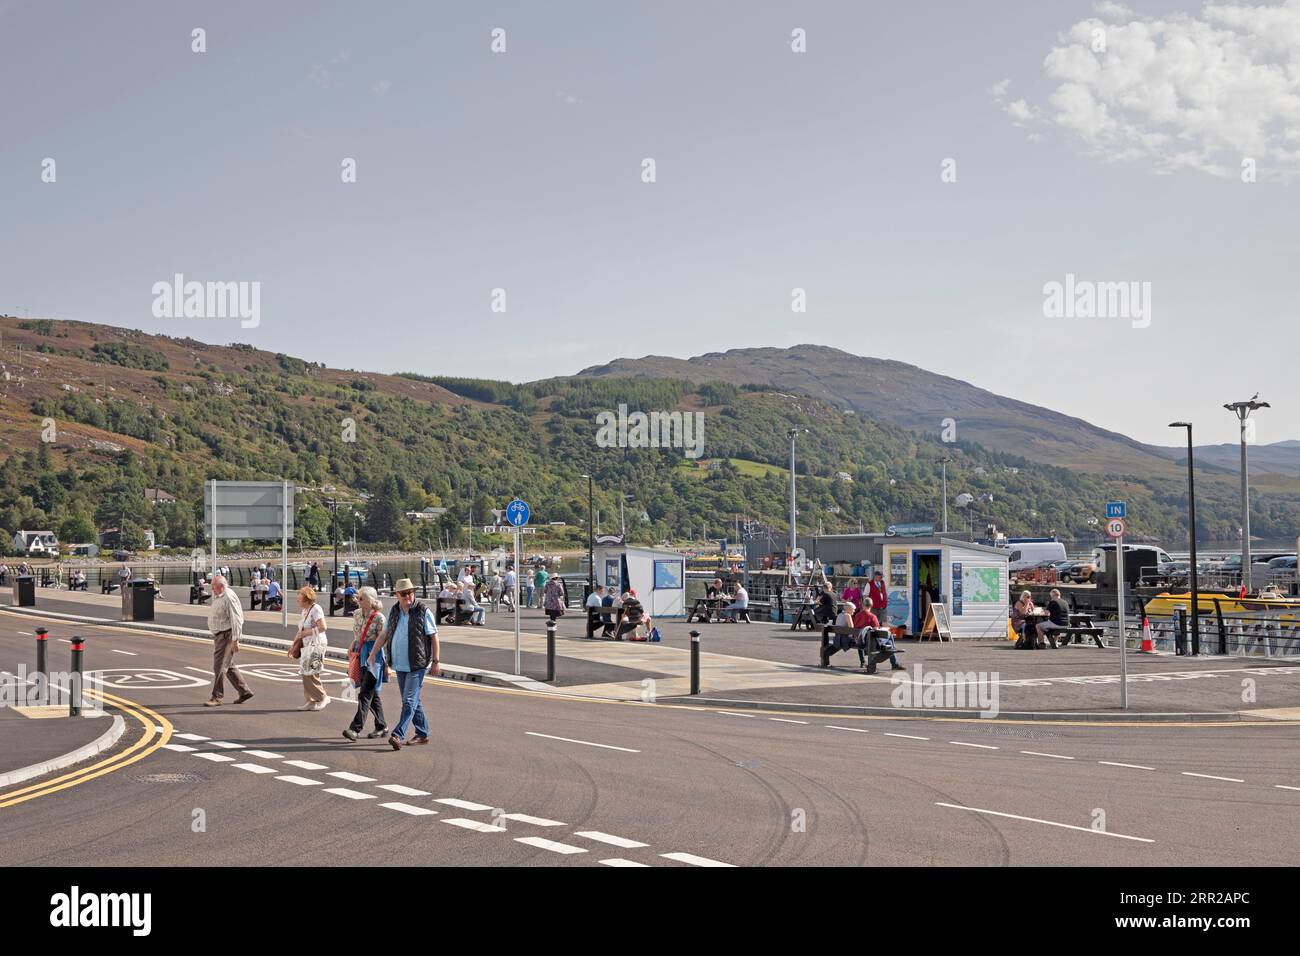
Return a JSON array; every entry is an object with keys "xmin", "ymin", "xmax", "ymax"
[{"xmin": 1003, "ymin": 541, "xmax": 1067, "ymax": 572}]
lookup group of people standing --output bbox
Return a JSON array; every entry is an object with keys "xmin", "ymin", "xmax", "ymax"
[{"xmin": 203, "ymin": 575, "xmax": 440, "ymax": 751}]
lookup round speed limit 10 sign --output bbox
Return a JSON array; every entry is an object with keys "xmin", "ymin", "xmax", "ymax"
[{"xmin": 1106, "ymin": 517, "xmax": 1126, "ymax": 538}]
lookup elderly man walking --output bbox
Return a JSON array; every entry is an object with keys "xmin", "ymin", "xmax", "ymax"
[
  {"xmin": 205, "ymin": 574, "xmax": 253, "ymax": 707},
  {"xmin": 369, "ymin": 578, "xmax": 440, "ymax": 750}
]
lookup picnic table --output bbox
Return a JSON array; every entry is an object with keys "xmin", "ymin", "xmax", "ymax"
[{"xmin": 687, "ymin": 597, "xmax": 730, "ymax": 623}]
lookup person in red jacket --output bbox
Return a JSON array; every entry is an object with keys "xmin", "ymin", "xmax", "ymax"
[{"xmin": 867, "ymin": 570, "xmax": 888, "ymax": 619}]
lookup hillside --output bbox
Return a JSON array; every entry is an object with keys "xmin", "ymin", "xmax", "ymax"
[
  {"xmin": 2, "ymin": 317, "xmax": 1298, "ymax": 554},
  {"xmin": 577, "ymin": 345, "xmax": 1199, "ymax": 476}
]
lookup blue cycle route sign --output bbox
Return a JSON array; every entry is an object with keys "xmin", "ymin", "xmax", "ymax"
[
  {"xmin": 507, "ymin": 499, "xmax": 530, "ymax": 527},
  {"xmin": 1106, "ymin": 501, "xmax": 1126, "ymax": 519}
]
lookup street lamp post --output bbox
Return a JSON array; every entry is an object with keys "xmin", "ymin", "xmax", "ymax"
[
  {"xmin": 581, "ymin": 473, "xmax": 594, "ymax": 596},
  {"xmin": 1223, "ymin": 398, "xmax": 1269, "ymax": 593},
  {"xmin": 1169, "ymin": 422, "xmax": 1200, "ymax": 654},
  {"xmin": 787, "ymin": 428, "xmax": 807, "ymax": 570}
]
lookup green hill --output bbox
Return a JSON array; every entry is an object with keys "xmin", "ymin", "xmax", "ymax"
[{"xmin": 1, "ymin": 317, "xmax": 1296, "ymax": 554}]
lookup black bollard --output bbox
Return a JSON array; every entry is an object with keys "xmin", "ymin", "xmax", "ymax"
[
  {"xmin": 546, "ymin": 619, "xmax": 556, "ymax": 682},
  {"xmin": 35, "ymin": 627, "xmax": 49, "ymax": 706},
  {"xmin": 69, "ymin": 635, "xmax": 85, "ymax": 716},
  {"xmin": 1174, "ymin": 606, "xmax": 1188, "ymax": 656},
  {"xmin": 690, "ymin": 630, "xmax": 700, "ymax": 695}
]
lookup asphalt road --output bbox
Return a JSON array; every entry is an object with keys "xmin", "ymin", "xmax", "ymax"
[{"xmin": 2, "ymin": 619, "xmax": 1299, "ymax": 867}]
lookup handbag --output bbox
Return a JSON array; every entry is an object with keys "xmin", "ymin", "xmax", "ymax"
[
  {"xmin": 348, "ymin": 611, "xmax": 378, "ymax": 685},
  {"xmin": 288, "ymin": 634, "xmax": 304, "ymax": 660}
]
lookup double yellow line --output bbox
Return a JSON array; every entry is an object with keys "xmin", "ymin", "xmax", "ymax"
[{"xmin": 0, "ymin": 688, "xmax": 172, "ymax": 808}]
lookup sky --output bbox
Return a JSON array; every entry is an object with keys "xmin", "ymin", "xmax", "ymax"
[{"xmin": 2, "ymin": 0, "xmax": 1297, "ymax": 447}]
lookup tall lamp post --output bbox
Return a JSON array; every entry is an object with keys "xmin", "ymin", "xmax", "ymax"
[
  {"xmin": 581, "ymin": 473, "xmax": 594, "ymax": 596},
  {"xmin": 1169, "ymin": 422, "xmax": 1200, "ymax": 653},
  {"xmin": 787, "ymin": 428, "xmax": 808, "ymax": 570},
  {"xmin": 939, "ymin": 457, "xmax": 952, "ymax": 533},
  {"xmin": 1223, "ymin": 397, "xmax": 1269, "ymax": 593}
]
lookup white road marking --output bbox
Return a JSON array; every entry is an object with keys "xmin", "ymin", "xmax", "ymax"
[
  {"xmin": 1020, "ymin": 750, "xmax": 1074, "ymax": 760},
  {"xmin": 501, "ymin": 813, "xmax": 565, "ymax": 827},
  {"xmin": 184, "ymin": 666, "xmax": 210, "ymax": 674},
  {"xmin": 381, "ymin": 802, "xmax": 438, "ymax": 816},
  {"xmin": 1099, "ymin": 761, "xmax": 1156, "ymax": 771},
  {"xmin": 825, "ymin": 725, "xmax": 869, "ymax": 733},
  {"xmin": 324, "ymin": 787, "xmax": 376, "ymax": 800},
  {"xmin": 515, "ymin": 837, "xmax": 586, "ymax": 855},
  {"xmin": 328, "ymin": 771, "xmax": 377, "ymax": 783},
  {"xmin": 600, "ymin": 858, "xmax": 651, "ymax": 867},
  {"xmin": 950, "ymin": 741, "xmax": 998, "ymax": 750},
  {"xmin": 276, "ymin": 775, "xmax": 324, "ymax": 786},
  {"xmin": 284, "ymin": 760, "xmax": 329, "ymax": 771},
  {"xmin": 935, "ymin": 803, "xmax": 1154, "ymax": 843},
  {"xmin": 1181, "ymin": 772, "xmax": 1243, "ymax": 783},
  {"xmin": 172, "ymin": 733, "xmax": 209, "ymax": 741},
  {"xmin": 885, "ymin": 733, "xmax": 930, "ymax": 741},
  {"xmin": 769, "ymin": 718, "xmax": 808, "ymax": 725},
  {"xmin": 162, "ymin": 743, "xmax": 196, "ymax": 752},
  {"xmin": 442, "ymin": 818, "xmax": 506, "ymax": 833},
  {"xmin": 575, "ymin": 831, "xmax": 649, "ymax": 849},
  {"xmin": 232, "ymin": 763, "xmax": 277, "ymax": 774},
  {"xmin": 110, "ymin": 649, "xmax": 137, "ymax": 656},
  {"xmin": 206, "ymin": 741, "xmax": 243, "ymax": 749},
  {"xmin": 377, "ymin": 784, "xmax": 430, "ymax": 797},
  {"xmin": 661, "ymin": 852, "xmax": 735, "ymax": 867},
  {"xmin": 243, "ymin": 750, "xmax": 284, "ymax": 760},
  {"xmin": 194, "ymin": 752, "xmax": 236, "ymax": 763},
  {"xmin": 1275, "ymin": 785, "xmax": 1300, "ymax": 792},
  {"xmin": 716, "ymin": 711, "xmax": 758, "ymax": 718},
  {"xmin": 524, "ymin": 732, "xmax": 640, "ymax": 753},
  {"xmin": 57, "ymin": 638, "xmax": 71, "ymax": 644},
  {"xmin": 435, "ymin": 798, "xmax": 495, "ymax": 811}
]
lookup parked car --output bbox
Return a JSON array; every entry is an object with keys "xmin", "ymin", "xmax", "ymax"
[{"xmin": 1004, "ymin": 542, "xmax": 1067, "ymax": 573}]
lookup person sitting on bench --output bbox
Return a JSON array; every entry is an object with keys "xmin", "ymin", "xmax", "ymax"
[
  {"xmin": 613, "ymin": 590, "xmax": 647, "ymax": 641},
  {"xmin": 584, "ymin": 584, "xmax": 606, "ymax": 636},
  {"xmin": 721, "ymin": 583, "xmax": 749, "ymax": 622},
  {"xmin": 814, "ymin": 586, "xmax": 837, "ymax": 626},
  {"xmin": 265, "ymin": 578, "xmax": 283, "ymax": 611},
  {"xmin": 826, "ymin": 602, "xmax": 858, "ymax": 657},
  {"xmin": 459, "ymin": 584, "xmax": 486, "ymax": 626},
  {"xmin": 855, "ymin": 603, "xmax": 902, "ymax": 670},
  {"xmin": 1009, "ymin": 590, "xmax": 1036, "ymax": 648},
  {"xmin": 1035, "ymin": 588, "xmax": 1071, "ymax": 649}
]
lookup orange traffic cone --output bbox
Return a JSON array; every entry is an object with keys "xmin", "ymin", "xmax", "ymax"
[{"xmin": 1139, "ymin": 616, "xmax": 1155, "ymax": 653}]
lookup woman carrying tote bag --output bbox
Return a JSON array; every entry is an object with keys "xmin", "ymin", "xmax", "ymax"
[
  {"xmin": 343, "ymin": 586, "xmax": 389, "ymax": 740},
  {"xmin": 289, "ymin": 585, "xmax": 330, "ymax": 711}
]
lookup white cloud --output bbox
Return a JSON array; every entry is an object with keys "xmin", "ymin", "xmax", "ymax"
[
  {"xmin": 372, "ymin": 79, "xmax": 392, "ymax": 95},
  {"xmin": 1000, "ymin": 1, "xmax": 1300, "ymax": 180}
]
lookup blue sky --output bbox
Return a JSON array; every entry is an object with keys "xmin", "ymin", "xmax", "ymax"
[{"xmin": 2, "ymin": 0, "xmax": 1297, "ymax": 446}]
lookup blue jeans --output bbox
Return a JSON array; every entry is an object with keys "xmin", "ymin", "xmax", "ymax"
[
  {"xmin": 525, "ymin": 584, "xmax": 535, "ymax": 607},
  {"xmin": 392, "ymin": 668, "xmax": 429, "ymax": 741}
]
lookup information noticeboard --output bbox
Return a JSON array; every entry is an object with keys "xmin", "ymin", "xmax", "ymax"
[{"xmin": 922, "ymin": 601, "xmax": 953, "ymax": 641}]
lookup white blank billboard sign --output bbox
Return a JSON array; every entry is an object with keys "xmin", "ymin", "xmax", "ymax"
[{"xmin": 204, "ymin": 481, "xmax": 294, "ymax": 540}]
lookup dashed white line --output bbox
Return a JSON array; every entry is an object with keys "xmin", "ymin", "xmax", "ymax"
[
  {"xmin": 950, "ymin": 741, "xmax": 999, "ymax": 750},
  {"xmin": 1181, "ymin": 772, "xmax": 1244, "ymax": 783},
  {"xmin": 276, "ymin": 775, "xmax": 323, "ymax": 786},
  {"xmin": 716, "ymin": 711, "xmax": 759, "ymax": 718},
  {"xmin": 193, "ymin": 752, "xmax": 236, "ymax": 763},
  {"xmin": 173, "ymin": 733, "xmax": 210, "ymax": 741},
  {"xmin": 515, "ymin": 837, "xmax": 587, "ymax": 855},
  {"xmin": 769, "ymin": 718, "xmax": 808, "ymax": 725},
  {"xmin": 442, "ymin": 818, "xmax": 506, "ymax": 833},
  {"xmin": 1275, "ymin": 785, "xmax": 1300, "ymax": 792},
  {"xmin": 885, "ymin": 733, "xmax": 930, "ymax": 741},
  {"xmin": 283, "ymin": 760, "xmax": 329, "ymax": 771},
  {"xmin": 162, "ymin": 743, "xmax": 196, "ymax": 752},
  {"xmin": 1020, "ymin": 750, "xmax": 1074, "ymax": 760},
  {"xmin": 935, "ymin": 803, "xmax": 1154, "ymax": 843},
  {"xmin": 501, "ymin": 813, "xmax": 565, "ymax": 827},
  {"xmin": 661, "ymin": 852, "xmax": 735, "ymax": 867},
  {"xmin": 380, "ymin": 802, "xmax": 438, "ymax": 816},
  {"xmin": 328, "ymin": 771, "xmax": 377, "ymax": 783},
  {"xmin": 243, "ymin": 750, "xmax": 284, "ymax": 760},
  {"xmin": 825, "ymin": 725, "xmax": 869, "ymax": 734},
  {"xmin": 110, "ymin": 649, "xmax": 137, "ymax": 656},
  {"xmin": 600, "ymin": 858, "xmax": 651, "ymax": 867},
  {"xmin": 231, "ymin": 763, "xmax": 277, "ymax": 774},
  {"xmin": 206, "ymin": 741, "xmax": 243, "ymax": 749},
  {"xmin": 575, "ymin": 831, "xmax": 649, "ymax": 849},
  {"xmin": 324, "ymin": 787, "xmax": 376, "ymax": 800},
  {"xmin": 435, "ymin": 798, "xmax": 495, "ymax": 812},
  {"xmin": 524, "ymin": 732, "xmax": 640, "ymax": 753},
  {"xmin": 377, "ymin": 784, "xmax": 430, "ymax": 797},
  {"xmin": 1099, "ymin": 761, "xmax": 1156, "ymax": 771}
]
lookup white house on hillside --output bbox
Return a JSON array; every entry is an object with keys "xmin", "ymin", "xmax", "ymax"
[{"xmin": 13, "ymin": 530, "xmax": 58, "ymax": 556}]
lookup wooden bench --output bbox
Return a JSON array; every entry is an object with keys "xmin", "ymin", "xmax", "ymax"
[
  {"xmin": 101, "ymin": 579, "xmax": 119, "ymax": 594},
  {"xmin": 436, "ymin": 597, "xmax": 473, "ymax": 625},
  {"xmin": 189, "ymin": 583, "xmax": 211, "ymax": 605},
  {"xmin": 68, "ymin": 578, "xmax": 88, "ymax": 592},
  {"xmin": 586, "ymin": 606, "xmax": 618, "ymax": 638},
  {"xmin": 1057, "ymin": 613, "xmax": 1106, "ymax": 648},
  {"xmin": 819, "ymin": 625, "xmax": 903, "ymax": 674}
]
